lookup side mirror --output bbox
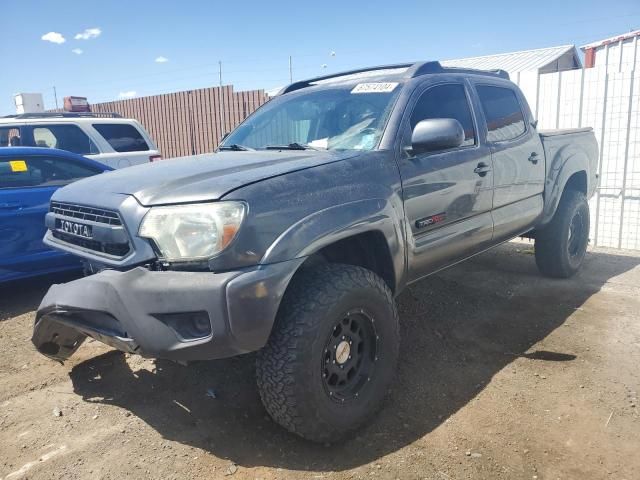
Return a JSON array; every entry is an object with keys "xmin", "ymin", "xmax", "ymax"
[{"xmin": 411, "ymin": 118, "xmax": 465, "ymax": 154}]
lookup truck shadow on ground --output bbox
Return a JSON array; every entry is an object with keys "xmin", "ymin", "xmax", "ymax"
[{"xmin": 68, "ymin": 244, "xmax": 639, "ymax": 471}]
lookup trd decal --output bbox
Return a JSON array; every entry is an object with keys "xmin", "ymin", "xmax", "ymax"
[{"xmin": 415, "ymin": 212, "xmax": 446, "ymax": 229}]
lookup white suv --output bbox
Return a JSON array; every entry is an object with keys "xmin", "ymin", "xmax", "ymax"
[{"xmin": 0, "ymin": 113, "xmax": 160, "ymax": 168}]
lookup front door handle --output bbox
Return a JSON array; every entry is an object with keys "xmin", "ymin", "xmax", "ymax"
[
  {"xmin": 473, "ymin": 162, "xmax": 491, "ymax": 177},
  {"xmin": 528, "ymin": 152, "xmax": 539, "ymax": 164}
]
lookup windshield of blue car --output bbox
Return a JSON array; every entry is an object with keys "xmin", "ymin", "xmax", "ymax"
[{"xmin": 220, "ymin": 83, "xmax": 402, "ymax": 151}]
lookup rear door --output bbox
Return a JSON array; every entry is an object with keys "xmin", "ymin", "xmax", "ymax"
[
  {"xmin": 89, "ymin": 122, "xmax": 160, "ymax": 168},
  {"xmin": 473, "ymin": 83, "xmax": 545, "ymax": 240},
  {"xmin": 0, "ymin": 154, "xmax": 104, "ymax": 281},
  {"xmin": 397, "ymin": 81, "xmax": 494, "ymax": 281}
]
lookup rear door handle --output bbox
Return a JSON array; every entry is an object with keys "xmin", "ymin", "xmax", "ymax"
[
  {"xmin": 473, "ymin": 162, "xmax": 491, "ymax": 177},
  {"xmin": 528, "ymin": 152, "xmax": 539, "ymax": 164}
]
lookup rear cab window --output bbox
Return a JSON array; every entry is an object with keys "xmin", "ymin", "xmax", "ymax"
[
  {"xmin": 476, "ymin": 85, "xmax": 526, "ymax": 142},
  {"xmin": 0, "ymin": 155, "xmax": 103, "ymax": 189},
  {"xmin": 92, "ymin": 123, "xmax": 150, "ymax": 152}
]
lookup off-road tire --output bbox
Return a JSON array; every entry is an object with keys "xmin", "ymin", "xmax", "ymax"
[
  {"xmin": 535, "ymin": 190, "xmax": 590, "ymax": 278},
  {"xmin": 256, "ymin": 263, "xmax": 400, "ymax": 443}
]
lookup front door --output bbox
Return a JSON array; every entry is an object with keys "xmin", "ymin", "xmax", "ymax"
[{"xmin": 397, "ymin": 82, "xmax": 494, "ymax": 282}]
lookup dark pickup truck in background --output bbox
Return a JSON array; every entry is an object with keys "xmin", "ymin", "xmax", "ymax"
[{"xmin": 32, "ymin": 61, "xmax": 598, "ymax": 442}]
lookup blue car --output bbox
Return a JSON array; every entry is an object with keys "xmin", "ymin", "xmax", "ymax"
[{"xmin": 0, "ymin": 147, "xmax": 112, "ymax": 282}]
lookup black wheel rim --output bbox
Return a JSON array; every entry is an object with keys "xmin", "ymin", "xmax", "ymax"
[
  {"xmin": 568, "ymin": 210, "xmax": 585, "ymax": 258},
  {"xmin": 321, "ymin": 309, "xmax": 378, "ymax": 403}
]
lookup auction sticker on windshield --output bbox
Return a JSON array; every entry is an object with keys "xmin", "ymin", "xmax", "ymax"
[{"xmin": 351, "ymin": 82, "xmax": 399, "ymax": 94}]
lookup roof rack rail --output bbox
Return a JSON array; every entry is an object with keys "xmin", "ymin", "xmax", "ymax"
[
  {"xmin": 279, "ymin": 63, "xmax": 416, "ymax": 94},
  {"xmin": 439, "ymin": 66, "xmax": 510, "ymax": 80},
  {"xmin": 404, "ymin": 62, "xmax": 510, "ymax": 79},
  {"xmin": 277, "ymin": 61, "xmax": 509, "ymax": 95},
  {"xmin": 1, "ymin": 112, "xmax": 123, "ymax": 119}
]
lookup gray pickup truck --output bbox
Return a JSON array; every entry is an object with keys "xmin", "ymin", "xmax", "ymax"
[{"xmin": 33, "ymin": 62, "xmax": 598, "ymax": 442}]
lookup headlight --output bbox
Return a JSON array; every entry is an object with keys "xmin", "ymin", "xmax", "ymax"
[{"xmin": 138, "ymin": 202, "xmax": 245, "ymax": 262}]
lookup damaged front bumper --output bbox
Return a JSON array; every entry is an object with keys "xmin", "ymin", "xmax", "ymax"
[{"xmin": 32, "ymin": 258, "xmax": 304, "ymax": 362}]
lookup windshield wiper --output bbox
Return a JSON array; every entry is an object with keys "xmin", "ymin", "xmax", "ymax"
[
  {"xmin": 218, "ymin": 144, "xmax": 255, "ymax": 151},
  {"xmin": 265, "ymin": 142, "xmax": 319, "ymax": 151}
]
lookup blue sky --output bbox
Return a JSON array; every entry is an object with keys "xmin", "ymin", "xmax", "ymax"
[{"xmin": 1, "ymin": 0, "xmax": 639, "ymax": 114}]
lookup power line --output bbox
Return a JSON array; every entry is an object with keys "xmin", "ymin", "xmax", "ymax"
[
  {"xmin": 26, "ymin": 51, "xmax": 353, "ymax": 95},
  {"xmin": 47, "ymin": 59, "xmax": 338, "ymax": 100},
  {"xmin": 29, "ymin": 56, "xmax": 336, "ymax": 93},
  {"xmin": 28, "ymin": 18, "xmax": 640, "ymax": 106}
]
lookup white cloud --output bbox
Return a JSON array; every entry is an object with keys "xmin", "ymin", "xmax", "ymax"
[
  {"xmin": 71, "ymin": 48, "xmax": 83, "ymax": 55},
  {"xmin": 75, "ymin": 28, "xmax": 101, "ymax": 40},
  {"xmin": 118, "ymin": 91, "xmax": 136, "ymax": 99},
  {"xmin": 155, "ymin": 56, "xmax": 169, "ymax": 63},
  {"xmin": 41, "ymin": 32, "xmax": 66, "ymax": 44}
]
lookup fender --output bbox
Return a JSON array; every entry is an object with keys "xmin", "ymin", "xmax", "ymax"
[
  {"xmin": 261, "ymin": 198, "xmax": 407, "ymax": 293},
  {"xmin": 539, "ymin": 143, "xmax": 591, "ymax": 227}
]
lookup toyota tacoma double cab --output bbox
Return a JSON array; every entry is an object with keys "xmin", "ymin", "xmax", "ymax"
[{"xmin": 32, "ymin": 62, "xmax": 598, "ymax": 442}]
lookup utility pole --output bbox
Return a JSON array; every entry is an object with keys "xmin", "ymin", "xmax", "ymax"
[
  {"xmin": 53, "ymin": 86, "xmax": 59, "ymax": 110},
  {"xmin": 289, "ymin": 55, "xmax": 293, "ymax": 83},
  {"xmin": 218, "ymin": 60, "xmax": 224, "ymax": 142}
]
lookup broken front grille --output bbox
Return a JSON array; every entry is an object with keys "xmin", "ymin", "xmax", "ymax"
[
  {"xmin": 51, "ymin": 231, "xmax": 130, "ymax": 257},
  {"xmin": 49, "ymin": 202, "xmax": 130, "ymax": 258},
  {"xmin": 50, "ymin": 201, "xmax": 122, "ymax": 226}
]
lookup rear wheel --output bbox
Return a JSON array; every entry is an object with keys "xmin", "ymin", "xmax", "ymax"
[
  {"xmin": 535, "ymin": 190, "xmax": 590, "ymax": 278},
  {"xmin": 255, "ymin": 263, "xmax": 399, "ymax": 443}
]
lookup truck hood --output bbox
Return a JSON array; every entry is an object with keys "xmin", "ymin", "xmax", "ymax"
[{"xmin": 54, "ymin": 150, "xmax": 356, "ymax": 206}]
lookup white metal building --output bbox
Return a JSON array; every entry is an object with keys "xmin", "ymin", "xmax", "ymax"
[
  {"xmin": 582, "ymin": 30, "xmax": 640, "ymax": 72},
  {"xmin": 447, "ymin": 39, "xmax": 640, "ymax": 250},
  {"xmin": 443, "ymin": 45, "xmax": 582, "ymax": 77}
]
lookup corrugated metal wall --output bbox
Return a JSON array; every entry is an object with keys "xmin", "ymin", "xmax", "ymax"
[{"xmin": 88, "ymin": 86, "xmax": 269, "ymax": 159}]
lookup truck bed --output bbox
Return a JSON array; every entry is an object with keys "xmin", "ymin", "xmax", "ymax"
[
  {"xmin": 538, "ymin": 127, "xmax": 594, "ymax": 137},
  {"xmin": 537, "ymin": 127, "xmax": 599, "ymax": 225}
]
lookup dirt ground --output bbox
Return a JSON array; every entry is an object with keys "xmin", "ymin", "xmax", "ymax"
[{"xmin": 0, "ymin": 241, "xmax": 639, "ymax": 480}]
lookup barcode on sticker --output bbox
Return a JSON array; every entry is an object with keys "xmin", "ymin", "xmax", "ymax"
[{"xmin": 351, "ymin": 82, "xmax": 399, "ymax": 94}]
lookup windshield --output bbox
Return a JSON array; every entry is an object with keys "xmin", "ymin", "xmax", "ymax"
[{"xmin": 220, "ymin": 84, "xmax": 401, "ymax": 151}]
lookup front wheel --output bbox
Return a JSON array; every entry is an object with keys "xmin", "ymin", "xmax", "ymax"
[
  {"xmin": 256, "ymin": 263, "xmax": 400, "ymax": 443},
  {"xmin": 535, "ymin": 190, "xmax": 590, "ymax": 278}
]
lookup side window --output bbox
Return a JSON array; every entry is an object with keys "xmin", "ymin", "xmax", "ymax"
[
  {"xmin": 0, "ymin": 155, "xmax": 102, "ymax": 189},
  {"xmin": 33, "ymin": 127, "xmax": 56, "ymax": 148},
  {"xmin": 32, "ymin": 125, "xmax": 99, "ymax": 155},
  {"xmin": 92, "ymin": 123, "xmax": 150, "ymax": 152},
  {"xmin": 409, "ymin": 84, "xmax": 476, "ymax": 148},
  {"xmin": 476, "ymin": 86, "xmax": 526, "ymax": 142},
  {"xmin": 0, "ymin": 127, "xmax": 22, "ymax": 147}
]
